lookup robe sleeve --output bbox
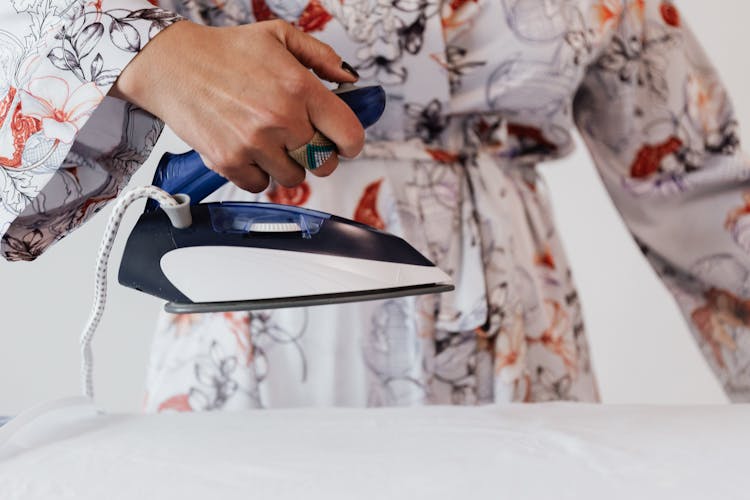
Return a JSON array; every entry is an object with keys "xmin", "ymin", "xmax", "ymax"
[
  {"xmin": 0, "ymin": 0, "xmax": 181, "ymax": 261},
  {"xmin": 574, "ymin": 0, "xmax": 750, "ymax": 400}
]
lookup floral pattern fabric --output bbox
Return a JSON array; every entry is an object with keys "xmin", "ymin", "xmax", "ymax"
[
  {"xmin": 3, "ymin": 0, "xmax": 750, "ymax": 407},
  {"xmin": 0, "ymin": 0, "xmax": 180, "ymax": 259}
]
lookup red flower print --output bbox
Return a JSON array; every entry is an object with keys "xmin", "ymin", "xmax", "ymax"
[
  {"xmin": 251, "ymin": 0, "xmax": 331, "ymax": 32},
  {"xmin": 473, "ymin": 119, "xmax": 503, "ymax": 148},
  {"xmin": 691, "ymin": 288, "xmax": 744, "ymax": 368},
  {"xmin": 0, "ymin": 88, "xmax": 43, "ymax": 168},
  {"xmin": 22, "ymin": 77, "xmax": 102, "ymax": 144},
  {"xmin": 425, "ymin": 148, "xmax": 460, "ymax": 164},
  {"xmin": 448, "ymin": 0, "xmax": 476, "ymax": 12},
  {"xmin": 441, "ymin": 0, "xmax": 479, "ymax": 31},
  {"xmin": 223, "ymin": 312, "xmax": 254, "ymax": 365},
  {"xmin": 297, "ymin": 0, "xmax": 332, "ymax": 33},
  {"xmin": 74, "ymin": 193, "xmax": 117, "ymax": 224},
  {"xmin": 528, "ymin": 300, "xmax": 577, "ymax": 374},
  {"xmin": 629, "ymin": 136, "xmax": 682, "ymax": 179},
  {"xmin": 632, "ymin": 0, "xmax": 645, "ymax": 21},
  {"xmin": 354, "ymin": 179, "xmax": 385, "ymax": 230},
  {"xmin": 0, "ymin": 87, "xmax": 15, "ymax": 126},
  {"xmin": 724, "ymin": 191, "xmax": 750, "ymax": 231},
  {"xmin": 252, "ymin": 0, "xmax": 277, "ymax": 22},
  {"xmin": 495, "ymin": 312, "xmax": 527, "ymax": 384},
  {"xmin": 535, "ymin": 245, "xmax": 556, "ymax": 269},
  {"xmin": 267, "ymin": 181, "xmax": 311, "ymax": 206},
  {"xmin": 659, "ymin": 2, "xmax": 680, "ymax": 27},
  {"xmin": 170, "ymin": 313, "xmax": 201, "ymax": 337},
  {"xmin": 593, "ymin": 0, "xmax": 621, "ymax": 31},
  {"xmin": 158, "ymin": 393, "xmax": 192, "ymax": 412},
  {"xmin": 507, "ymin": 123, "xmax": 557, "ymax": 154},
  {"xmin": 65, "ymin": 166, "xmax": 80, "ymax": 182}
]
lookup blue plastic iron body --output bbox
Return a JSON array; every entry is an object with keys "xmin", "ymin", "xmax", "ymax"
[
  {"xmin": 118, "ymin": 201, "xmax": 452, "ymax": 312},
  {"xmin": 121, "ymin": 84, "xmax": 456, "ymax": 312},
  {"xmin": 145, "ymin": 84, "xmax": 386, "ymax": 211}
]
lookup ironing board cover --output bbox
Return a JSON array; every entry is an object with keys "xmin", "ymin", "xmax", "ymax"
[{"xmin": 0, "ymin": 400, "xmax": 747, "ymax": 500}]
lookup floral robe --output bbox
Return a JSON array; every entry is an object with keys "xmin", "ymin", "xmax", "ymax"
[{"xmin": 3, "ymin": 0, "xmax": 750, "ymax": 409}]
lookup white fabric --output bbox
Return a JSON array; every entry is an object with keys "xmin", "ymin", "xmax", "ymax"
[{"xmin": 0, "ymin": 400, "xmax": 747, "ymax": 499}]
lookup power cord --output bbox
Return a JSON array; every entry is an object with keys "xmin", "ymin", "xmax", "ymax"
[{"xmin": 80, "ymin": 186, "xmax": 191, "ymax": 399}]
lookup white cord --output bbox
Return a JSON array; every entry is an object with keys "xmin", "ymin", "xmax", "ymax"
[{"xmin": 80, "ymin": 186, "xmax": 180, "ymax": 399}]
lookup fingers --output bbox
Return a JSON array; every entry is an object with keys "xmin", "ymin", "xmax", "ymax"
[
  {"xmin": 306, "ymin": 85, "xmax": 365, "ymax": 158},
  {"xmin": 202, "ymin": 152, "xmax": 271, "ymax": 193},
  {"xmin": 253, "ymin": 145, "xmax": 308, "ymax": 187},
  {"xmin": 255, "ymin": 132, "xmax": 342, "ymax": 184},
  {"xmin": 307, "ymin": 153, "xmax": 338, "ymax": 177},
  {"xmin": 270, "ymin": 20, "xmax": 358, "ymax": 83},
  {"xmin": 176, "ymin": 21, "xmax": 367, "ymax": 196},
  {"xmin": 201, "ymin": 109, "xmax": 339, "ymax": 193},
  {"xmin": 228, "ymin": 163, "xmax": 270, "ymax": 193},
  {"xmin": 282, "ymin": 120, "xmax": 340, "ymax": 178},
  {"xmin": 273, "ymin": 24, "xmax": 366, "ymax": 156}
]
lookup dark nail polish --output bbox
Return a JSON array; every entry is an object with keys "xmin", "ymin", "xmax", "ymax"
[{"xmin": 341, "ymin": 61, "xmax": 359, "ymax": 79}]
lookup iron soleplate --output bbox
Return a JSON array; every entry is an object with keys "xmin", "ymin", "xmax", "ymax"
[{"xmin": 165, "ymin": 283, "xmax": 454, "ymax": 313}]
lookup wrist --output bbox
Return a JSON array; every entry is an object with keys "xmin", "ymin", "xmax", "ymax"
[{"xmin": 109, "ymin": 19, "xmax": 192, "ymax": 113}]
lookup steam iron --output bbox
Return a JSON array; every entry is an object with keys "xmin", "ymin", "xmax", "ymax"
[{"xmin": 118, "ymin": 83, "xmax": 453, "ymax": 312}]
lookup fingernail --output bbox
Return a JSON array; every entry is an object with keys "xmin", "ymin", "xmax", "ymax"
[{"xmin": 341, "ymin": 61, "xmax": 359, "ymax": 79}]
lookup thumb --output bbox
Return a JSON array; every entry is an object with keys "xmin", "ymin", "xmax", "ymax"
[{"xmin": 272, "ymin": 21, "xmax": 358, "ymax": 83}]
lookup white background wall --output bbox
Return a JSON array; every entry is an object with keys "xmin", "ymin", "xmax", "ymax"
[{"xmin": 0, "ymin": 1, "xmax": 746, "ymax": 414}]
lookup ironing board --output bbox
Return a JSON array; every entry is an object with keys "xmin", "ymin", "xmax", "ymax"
[{"xmin": 0, "ymin": 398, "xmax": 746, "ymax": 499}]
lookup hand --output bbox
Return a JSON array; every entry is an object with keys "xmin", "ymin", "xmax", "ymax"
[{"xmin": 110, "ymin": 20, "xmax": 365, "ymax": 192}]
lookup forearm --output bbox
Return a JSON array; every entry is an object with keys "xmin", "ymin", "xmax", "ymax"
[{"xmin": 0, "ymin": 0, "xmax": 181, "ymax": 260}]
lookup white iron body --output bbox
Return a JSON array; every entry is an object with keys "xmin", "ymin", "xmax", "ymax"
[
  {"xmin": 161, "ymin": 246, "xmax": 451, "ymax": 304},
  {"xmin": 118, "ymin": 202, "xmax": 453, "ymax": 312}
]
